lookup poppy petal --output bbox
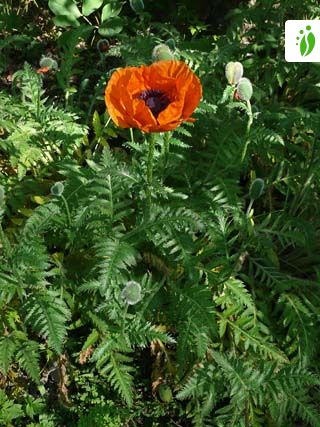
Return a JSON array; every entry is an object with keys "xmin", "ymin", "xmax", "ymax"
[{"xmin": 105, "ymin": 60, "xmax": 202, "ymax": 133}]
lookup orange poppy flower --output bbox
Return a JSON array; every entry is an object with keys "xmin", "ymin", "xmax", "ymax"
[{"xmin": 105, "ymin": 60, "xmax": 202, "ymax": 133}]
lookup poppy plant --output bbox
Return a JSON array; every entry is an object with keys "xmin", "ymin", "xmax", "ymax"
[{"xmin": 105, "ymin": 60, "xmax": 202, "ymax": 133}]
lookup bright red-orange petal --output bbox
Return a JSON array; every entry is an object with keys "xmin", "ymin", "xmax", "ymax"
[
  {"xmin": 181, "ymin": 74, "xmax": 202, "ymax": 119},
  {"xmin": 132, "ymin": 98, "xmax": 158, "ymax": 130},
  {"xmin": 105, "ymin": 60, "xmax": 202, "ymax": 132},
  {"xmin": 148, "ymin": 60, "xmax": 186, "ymax": 79},
  {"xmin": 154, "ymin": 60, "xmax": 202, "ymax": 123},
  {"xmin": 105, "ymin": 68, "xmax": 133, "ymax": 127},
  {"xmin": 157, "ymin": 100, "xmax": 183, "ymax": 126}
]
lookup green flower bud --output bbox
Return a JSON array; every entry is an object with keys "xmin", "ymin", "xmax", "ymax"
[
  {"xmin": 130, "ymin": 0, "xmax": 144, "ymax": 13},
  {"xmin": 165, "ymin": 38, "xmax": 176, "ymax": 51},
  {"xmin": 121, "ymin": 281, "xmax": 141, "ymax": 305},
  {"xmin": 158, "ymin": 384, "xmax": 173, "ymax": 403},
  {"xmin": 39, "ymin": 56, "xmax": 58, "ymax": 70},
  {"xmin": 97, "ymin": 39, "xmax": 110, "ymax": 53},
  {"xmin": 50, "ymin": 182, "xmax": 64, "ymax": 197},
  {"xmin": 236, "ymin": 77, "xmax": 253, "ymax": 101},
  {"xmin": 249, "ymin": 178, "xmax": 265, "ymax": 200},
  {"xmin": 152, "ymin": 44, "xmax": 174, "ymax": 62},
  {"xmin": 225, "ymin": 61, "xmax": 243, "ymax": 85}
]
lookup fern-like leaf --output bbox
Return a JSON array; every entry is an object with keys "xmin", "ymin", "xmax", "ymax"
[{"xmin": 24, "ymin": 291, "xmax": 70, "ymax": 353}]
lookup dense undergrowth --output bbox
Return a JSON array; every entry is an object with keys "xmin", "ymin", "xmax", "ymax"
[{"xmin": 1, "ymin": 0, "xmax": 320, "ymax": 426}]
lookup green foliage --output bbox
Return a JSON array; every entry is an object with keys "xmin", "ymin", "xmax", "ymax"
[
  {"xmin": 0, "ymin": 390, "xmax": 24, "ymax": 426},
  {"xmin": 24, "ymin": 292, "xmax": 71, "ymax": 353},
  {"xmin": 48, "ymin": 0, "xmax": 125, "ymax": 36},
  {"xmin": 77, "ymin": 405, "xmax": 122, "ymax": 427},
  {"xmin": 1, "ymin": 0, "xmax": 320, "ymax": 426},
  {"xmin": 0, "ymin": 63, "xmax": 87, "ymax": 180}
]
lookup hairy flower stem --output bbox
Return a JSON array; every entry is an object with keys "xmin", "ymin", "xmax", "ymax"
[
  {"xmin": 146, "ymin": 133, "xmax": 157, "ymax": 217},
  {"xmin": 162, "ymin": 131, "xmax": 171, "ymax": 168},
  {"xmin": 61, "ymin": 194, "xmax": 72, "ymax": 228},
  {"xmin": 241, "ymin": 100, "xmax": 253, "ymax": 162},
  {"xmin": 246, "ymin": 199, "xmax": 254, "ymax": 217},
  {"xmin": 246, "ymin": 100, "xmax": 253, "ymax": 134},
  {"xmin": 130, "ymin": 128, "xmax": 135, "ymax": 145},
  {"xmin": 65, "ymin": 89, "xmax": 70, "ymax": 110}
]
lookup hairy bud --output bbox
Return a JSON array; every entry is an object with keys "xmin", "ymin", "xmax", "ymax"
[
  {"xmin": 225, "ymin": 61, "xmax": 243, "ymax": 85},
  {"xmin": 39, "ymin": 56, "xmax": 58, "ymax": 70},
  {"xmin": 236, "ymin": 77, "xmax": 253, "ymax": 101},
  {"xmin": 121, "ymin": 281, "xmax": 142, "ymax": 305},
  {"xmin": 165, "ymin": 38, "xmax": 176, "ymax": 51},
  {"xmin": 152, "ymin": 44, "xmax": 174, "ymax": 62},
  {"xmin": 97, "ymin": 39, "xmax": 110, "ymax": 53},
  {"xmin": 249, "ymin": 178, "xmax": 265, "ymax": 200},
  {"xmin": 50, "ymin": 182, "xmax": 64, "ymax": 197},
  {"xmin": 130, "ymin": 0, "xmax": 144, "ymax": 13}
]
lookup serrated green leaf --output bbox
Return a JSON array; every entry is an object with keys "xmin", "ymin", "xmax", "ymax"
[
  {"xmin": 82, "ymin": 329, "xmax": 100, "ymax": 350},
  {"xmin": 92, "ymin": 110, "xmax": 102, "ymax": 138},
  {"xmin": 16, "ymin": 341, "xmax": 40, "ymax": 383},
  {"xmin": 224, "ymin": 278, "xmax": 254, "ymax": 308},
  {"xmin": 0, "ymin": 336, "xmax": 17, "ymax": 374}
]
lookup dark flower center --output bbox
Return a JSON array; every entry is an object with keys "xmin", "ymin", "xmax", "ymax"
[{"xmin": 139, "ymin": 89, "xmax": 170, "ymax": 118}]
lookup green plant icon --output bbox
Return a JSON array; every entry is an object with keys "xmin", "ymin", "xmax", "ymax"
[{"xmin": 296, "ymin": 25, "xmax": 316, "ymax": 56}]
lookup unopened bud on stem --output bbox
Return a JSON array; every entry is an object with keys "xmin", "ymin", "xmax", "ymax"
[
  {"xmin": 152, "ymin": 44, "xmax": 174, "ymax": 62},
  {"xmin": 225, "ymin": 61, "xmax": 243, "ymax": 85},
  {"xmin": 236, "ymin": 77, "xmax": 253, "ymax": 101},
  {"xmin": 121, "ymin": 281, "xmax": 142, "ymax": 305},
  {"xmin": 39, "ymin": 56, "xmax": 58, "ymax": 71}
]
